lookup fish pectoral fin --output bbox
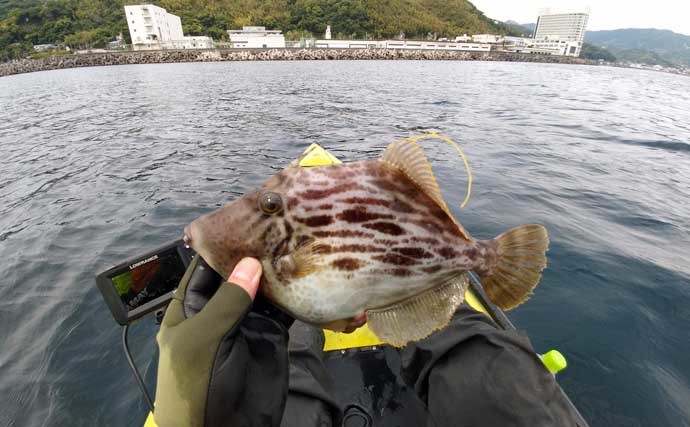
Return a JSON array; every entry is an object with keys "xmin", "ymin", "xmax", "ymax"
[
  {"xmin": 367, "ymin": 273, "xmax": 469, "ymax": 348},
  {"xmin": 380, "ymin": 139, "xmax": 471, "ymax": 240},
  {"xmin": 277, "ymin": 240, "xmax": 328, "ymax": 279}
]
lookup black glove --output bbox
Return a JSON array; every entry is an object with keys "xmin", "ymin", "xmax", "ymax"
[
  {"xmin": 401, "ymin": 304, "xmax": 583, "ymax": 427},
  {"xmin": 153, "ymin": 255, "xmax": 293, "ymax": 427}
]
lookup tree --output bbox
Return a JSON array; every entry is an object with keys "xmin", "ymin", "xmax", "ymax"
[
  {"xmin": 581, "ymin": 42, "xmax": 616, "ymax": 62},
  {"xmin": 1, "ymin": 0, "xmax": 515, "ymax": 60},
  {"xmin": 64, "ymin": 28, "xmax": 109, "ymax": 49}
]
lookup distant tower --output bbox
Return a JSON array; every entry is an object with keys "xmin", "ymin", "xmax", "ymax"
[{"xmin": 325, "ymin": 25, "xmax": 332, "ymax": 40}]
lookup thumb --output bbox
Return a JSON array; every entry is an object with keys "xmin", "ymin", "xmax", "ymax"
[
  {"xmin": 227, "ymin": 257, "xmax": 262, "ymax": 300},
  {"xmin": 186, "ymin": 257, "xmax": 263, "ymax": 331}
]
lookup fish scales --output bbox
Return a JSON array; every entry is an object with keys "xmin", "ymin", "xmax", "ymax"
[
  {"xmin": 189, "ymin": 160, "xmax": 489, "ymax": 323},
  {"xmin": 185, "ymin": 140, "xmax": 549, "ymax": 345}
]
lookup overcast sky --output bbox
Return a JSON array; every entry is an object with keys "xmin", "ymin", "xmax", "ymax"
[{"xmin": 470, "ymin": 0, "xmax": 690, "ymax": 36}]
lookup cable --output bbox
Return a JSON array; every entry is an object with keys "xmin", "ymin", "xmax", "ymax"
[{"xmin": 122, "ymin": 324, "xmax": 155, "ymax": 413}]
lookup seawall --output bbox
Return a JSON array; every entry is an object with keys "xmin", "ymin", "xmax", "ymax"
[{"xmin": 0, "ymin": 48, "xmax": 590, "ymax": 77}]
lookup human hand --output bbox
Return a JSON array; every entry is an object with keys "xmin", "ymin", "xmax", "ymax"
[
  {"xmin": 226, "ymin": 257, "xmax": 262, "ymax": 300},
  {"xmin": 155, "ymin": 256, "xmax": 291, "ymax": 427},
  {"xmin": 321, "ymin": 312, "xmax": 368, "ymax": 334}
]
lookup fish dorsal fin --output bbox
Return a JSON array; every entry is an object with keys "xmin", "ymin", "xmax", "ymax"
[
  {"xmin": 367, "ymin": 273, "xmax": 469, "ymax": 347},
  {"xmin": 381, "ymin": 140, "xmax": 470, "ymax": 240}
]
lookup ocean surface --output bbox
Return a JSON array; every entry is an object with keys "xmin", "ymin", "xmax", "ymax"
[{"xmin": 0, "ymin": 61, "xmax": 689, "ymax": 427}]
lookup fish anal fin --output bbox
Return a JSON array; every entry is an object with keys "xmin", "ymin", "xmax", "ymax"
[
  {"xmin": 381, "ymin": 140, "xmax": 471, "ymax": 240},
  {"xmin": 367, "ymin": 273, "xmax": 469, "ymax": 347}
]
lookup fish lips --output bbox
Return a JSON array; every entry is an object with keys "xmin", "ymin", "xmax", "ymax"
[
  {"xmin": 183, "ymin": 222, "xmax": 240, "ymax": 280},
  {"xmin": 183, "ymin": 224, "xmax": 193, "ymax": 247}
]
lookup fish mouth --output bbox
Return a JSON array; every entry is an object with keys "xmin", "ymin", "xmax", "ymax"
[{"xmin": 183, "ymin": 225, "xmax": 193, "ymax": 247}]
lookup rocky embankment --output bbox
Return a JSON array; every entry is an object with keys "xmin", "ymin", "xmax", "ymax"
[{"xmin": 0, "ymin": 48, "xmax": 589, "ymax": 77}]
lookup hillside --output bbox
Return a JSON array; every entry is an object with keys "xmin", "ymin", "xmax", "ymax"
[
  {"xmin": 580, "ymin": 43, "xmax": 616, "ymax": 62},
  {"xmin": 515, "ymin": 24, "xmax": 688, "ymax": 66},
  {"xmin": 504, "ymin": 20, "xmax": 532, "ymax": 37},
  {"xmin": 0, "ymin": 0, "xmax": 520, "ymax": 60},
  {"xmin": 585, "ymin": 28, "xmax": 690, "ymax": 66}
]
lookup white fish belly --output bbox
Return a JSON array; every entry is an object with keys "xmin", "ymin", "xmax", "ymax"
[{"xmin": 270, "ymin": 269, "xmax": 449, "ymax": 324}]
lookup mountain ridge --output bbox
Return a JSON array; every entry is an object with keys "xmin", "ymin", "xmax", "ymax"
[
  {"xmin": 585, "ymin": 28, "xmax": 690, "ymax": 66},
  {"xmin": 517, "ymin": 23, "xmax": 689, "ymax": 66},
  {"xmin": 0, "ymin": 0, "xmax": 521, "ymax": 60}
]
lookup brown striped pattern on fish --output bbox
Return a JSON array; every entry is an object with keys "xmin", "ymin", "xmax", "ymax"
[
  {"xmin": 280, "ymin": 161, "xmax": 481, "ymax": 280},
  {"xmin": 186, "ymin": 159, "xmax": 484, "ymax": 322},
  {"xmin": 185, "ymin": 140, "xmax": 549, "ymax": 344}
]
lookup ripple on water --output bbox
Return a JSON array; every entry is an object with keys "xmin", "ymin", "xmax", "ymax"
[{"xmin": 0, "ymin": 61, "xmax": 689, "ymax": 427}]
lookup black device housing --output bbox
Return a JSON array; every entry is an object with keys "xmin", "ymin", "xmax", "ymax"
[{"xmin": 96, "ymin": 239, "xmax": 195, "ymax": 325}]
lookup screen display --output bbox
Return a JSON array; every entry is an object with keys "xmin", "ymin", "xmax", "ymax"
[{"xmin": 110, "ymin": 245, "xmax": 186, "ymax": 311}]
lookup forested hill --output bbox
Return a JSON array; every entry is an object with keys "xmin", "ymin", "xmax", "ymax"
[
  {"xmin": 585, "ymin": 28, "xmax": 690, "ymax": 67},
  {"xmin": 0, "ymin": 0, "xmax": 519, "ymax": 60}
]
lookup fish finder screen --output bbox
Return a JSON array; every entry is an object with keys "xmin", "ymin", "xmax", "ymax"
[{"xmin": 110, "ymin": 246, "xmax": 185, "ymax": 311}]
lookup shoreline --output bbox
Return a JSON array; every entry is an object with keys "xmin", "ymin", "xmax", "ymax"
[{"xmin": 0, "ymin": 48, "xmax": 590, "ymax": 77}]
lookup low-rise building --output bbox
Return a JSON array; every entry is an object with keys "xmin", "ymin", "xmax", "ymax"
[
  {"xmin": 313, "ymin": 39, "xmax": 491, "ymax": 52},
  {"xmin": 227, "ymin": 26, "xmax": 286, "ymax": 48},
  {"xmin": 33, "ymin": 44, "xmax": 57, "ymax": 52},
  {"xmin": 472, "ymin": 34, "xmax": 503, "ymax": 44},
  {"xmin": 107, "ymin": 33, "xmax": 125, "ymax": 50},
  {"xmin": 503, "ymin": 36, "xmax": 532, "ymax": 48},
  {"xmin": 314, "ymin": 39, "xmax": 379, "ymax": 49},
  {"xmin": 172, "ymin": 36, "xmax": 214, "ymax": 49},
  {"xmin": 530, "ymin": 37, "xmax": 580, "ymax": 56}
]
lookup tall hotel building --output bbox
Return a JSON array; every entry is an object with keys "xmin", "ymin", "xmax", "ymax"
[{"xmin": 533, "ymin": 10, "xmax": 589, "ymax": 56}]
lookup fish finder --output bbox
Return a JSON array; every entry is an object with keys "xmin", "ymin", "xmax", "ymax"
[{"xmin": 96, "ymin": 239, "xmax": 195, "ymax": 325}]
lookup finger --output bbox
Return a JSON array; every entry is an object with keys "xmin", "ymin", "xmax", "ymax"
[
  {"xmin": 187, "ymin": 258, "xmax": 262, "ymax": 332},
  {"xmin": 321, "ymin": 319, "xmax": 349, "ymax": 332},
  {"xmin": 321, "ymin": 312, "xmax": 367, "ymax": 333},
  {"xmin": 351, "ymin": 312, "xmax": 367, "ymax": 326},
  {"xmin": 227, "ymin": 258, "xmax": 262, "ymax": 300},
  {"xmin": 161, "ymin": 256, "xmax": 202, "ymax": 328},
  {"xmin": 342, "ymin": 325, "xmax": 358, "ymax": 334}
]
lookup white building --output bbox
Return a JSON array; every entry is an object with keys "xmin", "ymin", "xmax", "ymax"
[
  {"xmin": 530, "ymin": 38, "xmax": 581, "ymax": 56},
  {"xmin": 494, "ymin": 36, "xmax": 534, "ymax": 53},
  {"xmin": 313, "ymin": 39, "xmax": 491, "ymax": 52},
  {"xmin": 125, "ymin": 4, "xmax": 213, "ymax": 50},
  {"xmin": 472, "ymin": 34, "xmax": 503, "ymax": 44},
  {"xmin": 503, "ymin": 36, "xmax": 531, "ymax": 47},
  {"xmin": 227, "ymin": 26, "xmax": 286, "ymax": 48},
  {"xmin": 533, "ymin": 9, "xmax": 589, "ymax": 56},
  {"xmin": 125, "ymin": 5, "xmax": 182, "ymax": 47},
  {"xmin": 174, "ymin": 36, "xmax": 214, "ymax": 49},
  {"xmin": 33, "ymin": 44, "xmax": 57, "ymax": 52}
]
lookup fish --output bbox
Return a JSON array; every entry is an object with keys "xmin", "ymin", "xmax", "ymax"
[{"xmin": 183, "ymin": 139, "xmax": 549, "ymax": 347}]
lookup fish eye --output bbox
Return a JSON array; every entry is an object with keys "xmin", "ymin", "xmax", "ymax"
[{"xmin": 258, "ymin": 192, "xmax": 283, "ymax": 215}]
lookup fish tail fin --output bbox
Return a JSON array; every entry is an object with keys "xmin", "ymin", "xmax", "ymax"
[{"xmin": 479, "ymin": 224, "xmax": 549, "ymax": 311}]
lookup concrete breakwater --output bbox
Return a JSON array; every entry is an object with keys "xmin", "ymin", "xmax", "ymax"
[{"xmin": 0, "ymin": 48, "xmax": 588, "ymax": 77}]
